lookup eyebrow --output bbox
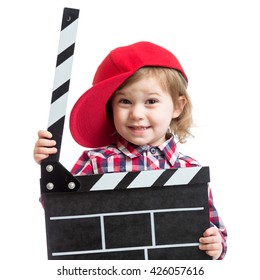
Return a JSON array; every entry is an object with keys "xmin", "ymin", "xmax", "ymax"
[
  {"xmin": 114, "ymin": 90, "xmax": 162, "ymax": 97},
  {"xmin": 113, "ymin": 91, "xmax": 125, "ymax": 96}
]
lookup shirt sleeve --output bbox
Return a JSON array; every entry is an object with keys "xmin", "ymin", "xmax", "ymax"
[
  {"xmin": 208, "ymin": 186, "xmax": 227, "ymax": 259},
  {"xmin": 71, "ymin": 151, "xmax": 94, "ymax": 175}
]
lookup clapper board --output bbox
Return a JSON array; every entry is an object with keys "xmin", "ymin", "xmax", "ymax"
[{"xmin": 40, "ymin": 7, "xmax": 211, "ymax": 260}]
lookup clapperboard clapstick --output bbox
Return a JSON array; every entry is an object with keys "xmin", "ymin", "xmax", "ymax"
[{"xmin": 46, "ymin": 7, "xmax": 79, "ymax": 163}]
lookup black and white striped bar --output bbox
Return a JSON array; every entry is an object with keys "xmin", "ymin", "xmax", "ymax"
[
  {"xmin": 42, "ymin": 167, "xmax": 211, "ymax": 260},
  {"xmin": 40, "ymin": 165, "xmax": 209, "ymax": 194},
  {"xmin": 72, "ymin": 166, "xmax": 210, "ymax": 192},
  {"xmin": 46, "ymin": 8, "xmax": 79, "ymax": 162}
]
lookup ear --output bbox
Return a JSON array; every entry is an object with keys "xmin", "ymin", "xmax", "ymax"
[{"xmin": 172, "ymin": 96, "xmax": 187, "ymax": 118}]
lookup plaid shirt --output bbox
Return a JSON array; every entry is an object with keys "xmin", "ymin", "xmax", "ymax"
[{"xmin": 71, "ymin": 136, "xmax": 227, "ymax": 259}]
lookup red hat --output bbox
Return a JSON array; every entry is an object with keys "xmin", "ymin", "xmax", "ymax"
[{"xmin": 70, "ymin": 41, "xmax": 187, "ymax": 148}]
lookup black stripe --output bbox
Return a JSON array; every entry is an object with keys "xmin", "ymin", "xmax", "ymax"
[
  {"xmin": 151, "ymin": 169, "xmax": 178, "ymax": 187},
  {"xmin": 114, "ymin": 172, "xmax": 141, "ymax": 190},
  {"xmin": 56, "ymin": 44, "xmax": 75, "ymax": 67},
  {"xmin": 47, "ymin": 116, "xmax": 65, "ymax": 162},
  {"xmin": 51, "ymin": 80, "xmax": 70, "ymax": 103},
  {"xmin": 76, "ymin": 174, "xmax": 104, "ymax": 192},
  {"xmin": 61, "ymin": 8, "xmax": 79, "ymax": 31},
  {"xmin": 189, "ymin": 167, "xmax": 210, "ymax": 184}
]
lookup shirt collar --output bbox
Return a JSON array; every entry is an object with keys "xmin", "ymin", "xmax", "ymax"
[
  {"xmin": 116, "ymin": 137, "xmax": 149, "ymax": 158},
  {"xmin": 157, "ymin": 136, "xmax": 180, "ymax": 166},
  {"xmin": 116, "ymin": 136, "xmax": 180, "ymax": 166}
]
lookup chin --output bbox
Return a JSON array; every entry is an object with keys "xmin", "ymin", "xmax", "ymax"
[{"xmin": 126, "ymin": 138, "xmax": 148, "ymax": 146}]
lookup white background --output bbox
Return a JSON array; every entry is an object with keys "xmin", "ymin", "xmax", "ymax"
[{"xmin": 1, "ymin": 0, "xmax": 259, "ymax": 278}]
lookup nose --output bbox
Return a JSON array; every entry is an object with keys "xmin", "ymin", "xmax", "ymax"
[{"xmin": 129, "ymin": 104, "xmax": 144, "ymax": 120}]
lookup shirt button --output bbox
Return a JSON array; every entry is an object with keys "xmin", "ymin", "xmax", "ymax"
[{"xmin": 150, "ymin": 147, "xmax": 156, "ymax": 154}]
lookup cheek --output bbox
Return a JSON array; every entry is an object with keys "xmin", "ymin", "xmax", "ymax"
[
  {"xmin": 160, "ymin": 97, "xmax": 175, "ymax": 118},
  {"xmin": 170, "ymin": 104, "xmax": 177, "ymax": 119},
  {"xmin": 163, "ymin": 102, "xmax": 175, "ymax": 120},
  {"xmin": 111, "ymin": 108, "xmax": 118, "ymax": 124},
  {"xmin": 111, "ymin": 102, "xmax": 118, "ymax": 119},
  {"xmin": 112, "ymin": 108, "xmax": 125, "ymax": 127}
]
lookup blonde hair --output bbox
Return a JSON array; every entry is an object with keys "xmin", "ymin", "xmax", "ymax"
[{"xmin": 114, "ymin": 67, "xmax": 193, "ymax": 143}]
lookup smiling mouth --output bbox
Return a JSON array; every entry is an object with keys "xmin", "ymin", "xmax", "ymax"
[{"xmin": 128, "ymin": 126, "xmax": 150, "ymax": 131}]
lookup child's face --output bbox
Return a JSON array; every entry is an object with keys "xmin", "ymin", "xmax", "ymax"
[{"xmin": 111, "ymin": 74, "xmax": 185, "ymax": 146}]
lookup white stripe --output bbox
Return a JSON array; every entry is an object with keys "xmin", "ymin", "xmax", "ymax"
[
  {"xmin": 164, "ymin": 167, "xmax": 202, "ymax": 186},
  {"xmin": 52, "ymin": 56, "xmax": 74, "ymax": 91},
  {"xmin": 91, "ymin": 172, "xmax": 128, "ymax": 191},
  {"xmin": 50, "ymin": 207, "xmax": 204, "ymax": 220},
  {"xmin": 52, "ymin": 243, "xmax": 199, "ymax": 257},
  {"xmin": 127, "ymin": 169, "xmax": 165, "ymax": 189},
  {"xmin": 48, "ymin": 92, "xmax": 68, "ymax": 127},
  {"xmin": 144, "ymin": 248, "xmax": 148, "ymax": 260},
  {"xmin": 58, "ymin": 19, "xmax": 79, "ymax": 54},
  {"xmin": 100, "ymin": 216, "xmax": 106, "ymax": 250},
  {"xmin": 150, "ymin": 212, "xmax": 156, "ymax": 246}
]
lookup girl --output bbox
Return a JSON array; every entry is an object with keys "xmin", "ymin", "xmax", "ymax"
[{"xmin": 34, "ymin": 41, "xmax": 227, "ymax": 259}]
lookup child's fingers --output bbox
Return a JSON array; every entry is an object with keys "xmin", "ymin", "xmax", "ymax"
[
  {"xmin": 33, "ymin": 146, "xmax": 57, "ymax": 164},
  {"xmin": 199, "ymin": 227, "xmax": 221, "ymax": 244},
  {"xmin": 36, "ymin": 138, "xmax": 56, "ymax": 148},
  {"xmin": 34, "ymin": 148, "xmax": 57, "ymax": 164},
  {"xmin": 199, "ymin": 235, "xmax": 217, "ymax": 244},
  {"xmin": 205, "ymin": 249, "xmax": 221, "ymax": 259},
  {"xmin": 34, "ymin": 153, "xmax": 50, "ymax": 164},
  {"xmin": 34, "ymin": 130, "xmax": 57, "ymax": 164},
  {"xmin": 203, "ymin": 227, "xmax": 218, "ymax": 237},
  {"xmin": 199, "ymin": 242, "xmax": 222, "ymax": 259},
  {"xmin": 35, "ymin": 147, "xmax": 57, "ymax": 155},
  {"xmin": 199, "ymin": 227, "xmax": 222, "ymax": 259},
  {"xmin": 37, "ymin": 130, "xmax": 53, "ymax": 139},
  {"xmin": 199, "ymin": 242, "xmax": 221, "ymax": 251}
]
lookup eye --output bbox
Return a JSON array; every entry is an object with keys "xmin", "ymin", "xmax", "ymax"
[
  {"xmin": 119, "ymin": 98, "xmax": 131, "ymax": 104},
  {"xmin": 146, "ymin": 99, "xmax": 158, "ymax": 104}
]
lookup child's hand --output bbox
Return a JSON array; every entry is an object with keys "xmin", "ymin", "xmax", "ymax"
[
  {"xmin": 199, "ymin": 227, "xmax": 223, "ymax": 260},
  {"xmin": 33, "ymin": 130, "xmax": 57, "ymax": 164}
]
